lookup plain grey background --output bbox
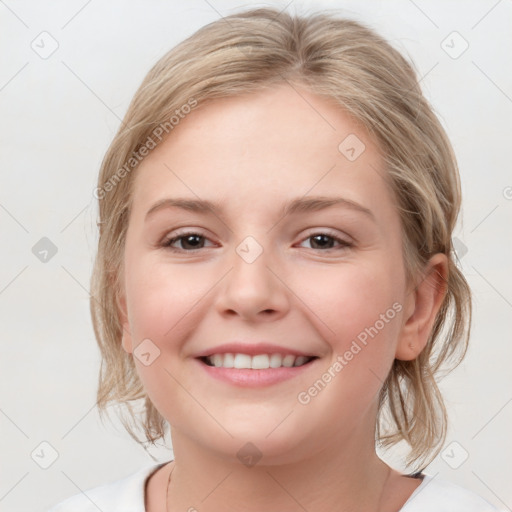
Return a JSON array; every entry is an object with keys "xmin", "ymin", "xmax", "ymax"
[{"xmin": 1, "ymin": 1, "xmax": 511, "ymax": 511}]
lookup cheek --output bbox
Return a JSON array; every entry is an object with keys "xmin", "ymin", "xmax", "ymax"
[
  {"xmin": 125, "ymin": 254, "xmax": 205, "ymax": 340},
  {"xmin": 304, "ymin": 260, "xmax": 404, "ymax": 368},
  {"xmin": 123, "ymin": 262, "xmax": 195, "ymax": 423},
  {"xmin": 292, "ymin": 264, "xmax": 404, "ymax": 429},
  {"xmin": 123, "ymin": 255, "xmax": 214, "ymax": 414}
]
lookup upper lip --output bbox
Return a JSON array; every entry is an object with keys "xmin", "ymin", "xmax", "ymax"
[{"xmin": 194, "ymin": 342, "xmax": 317, "ymax": 358}]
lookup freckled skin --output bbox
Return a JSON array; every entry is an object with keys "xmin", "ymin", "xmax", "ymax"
[{"xmin": 119, "ymin": 83, "xmax": 447, "ymax": 512}]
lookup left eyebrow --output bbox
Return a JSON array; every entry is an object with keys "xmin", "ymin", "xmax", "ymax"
[
  {"xmin": 280, "ymin": 196, "xmax": 375, "ymax": 221},
  {"xmin": 145, "ymin": 195, "xmax": 376, "ymax": 222}
]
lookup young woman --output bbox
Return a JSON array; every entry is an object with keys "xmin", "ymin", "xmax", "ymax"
[{"xmin": 49, "ymin": 7, "xmax": 501, "ymax": 512}]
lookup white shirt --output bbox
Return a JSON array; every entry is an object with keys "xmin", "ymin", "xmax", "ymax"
[{"xmin": 47, "ymin": 463, "xmax": 503, "ymax": 512}]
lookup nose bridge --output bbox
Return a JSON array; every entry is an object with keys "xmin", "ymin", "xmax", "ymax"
[
  {"xmin": 230, "ymin": 234, "xmax": 273, "ymax": 295},
  {"xmin": 215, "ymin": 234, "xmax": 289, "ymax": 319},
  {"xmin": 235, "ymin": 235, "xmax": 266, "ymax": 266}
]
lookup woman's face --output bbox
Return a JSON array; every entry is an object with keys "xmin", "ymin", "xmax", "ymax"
[{"xmin": 119, "ymin": 83, "xmax": 414, "ymax": 463}]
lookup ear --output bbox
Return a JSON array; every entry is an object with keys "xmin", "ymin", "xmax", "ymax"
[
  {"xmin": 395, "ymin": 253, "xmax": 448, "ymax": 361},
  {"xmin": 116, "ymin": 285, "xmax": 134, "ymax": 355}
]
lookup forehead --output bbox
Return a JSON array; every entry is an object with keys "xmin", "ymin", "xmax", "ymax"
[{"xmin": 130, "ymin": 83, "xmax": 394, "ymax": 222}]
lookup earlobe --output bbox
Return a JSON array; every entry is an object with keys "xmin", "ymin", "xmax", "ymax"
[
  {"xmin": 121, "ymin": 330, "xmax": 133, "ymax": 354},
  {"xmin": 395, "ymin": 253, "xmax": 448, "ymax": 361}
]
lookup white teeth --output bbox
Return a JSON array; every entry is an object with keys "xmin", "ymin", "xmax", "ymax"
[
  {"xmin": 294, "ymin": 356, "xmax": 308, "ymax": 367},
  {"xmin": 211, "ymin": 354, "xmax": 223, "ymax": 367},
  {"xmin": 223, "ymin": 353, "xmax": 235, "ymax": 368},
  {"xmin": 251, "ymin": 354, "xmax": 270, "ymax": 369},
  {"xmin": 234, "ymin": 353, "xmax": 252, "ymax": 369},
  {"xmin": 282, "ymin": 354, "xmax": 295, "ymax": 367},
  {"xmin": 204, "ymin": 353, "xmax": 313, "ymax": 369},
  {"xmin": 269, "ymin": 354, "xmax": 282, "ymax": 368}
]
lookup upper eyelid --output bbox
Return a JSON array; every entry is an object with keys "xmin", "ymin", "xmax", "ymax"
[
  {"xmin": 162, "ymin": 230, "xmax": 215, "ymax": 246},
  {"xmin": 163, "ymin": 227, "xmax": 349, "ymax": 239},
  {"xmin": 162, "ymin": 229, "xmax": 352, "ymax": 249}
]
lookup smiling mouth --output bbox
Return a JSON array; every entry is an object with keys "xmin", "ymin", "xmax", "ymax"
[{"xmin": 198, "ymin": 353, "xmax": 318, "ymax": 369}]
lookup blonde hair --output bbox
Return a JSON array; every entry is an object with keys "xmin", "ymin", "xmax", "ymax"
[{"xmin": 91, "ymin": 7, "xmax": 471, "ymax": 470}]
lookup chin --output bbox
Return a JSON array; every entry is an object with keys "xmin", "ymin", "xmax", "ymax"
[{"xmin": 204, "ymin": 417, "xmax": 317, "ymax": 467}]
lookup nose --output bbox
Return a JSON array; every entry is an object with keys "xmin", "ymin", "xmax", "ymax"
[{"xmin": 214, "ymin": 241, "xmax": 290, "ymax": 322}]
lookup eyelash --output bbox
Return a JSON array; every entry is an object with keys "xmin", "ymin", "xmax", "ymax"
[{"xmin": 161, "ymin": 230, "xmax": 353, "ymax": 253}]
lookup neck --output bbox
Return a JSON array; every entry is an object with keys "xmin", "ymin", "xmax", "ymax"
[{"xmin": 166, "ymin": 418, "xmax": 391, "ymax": 512}]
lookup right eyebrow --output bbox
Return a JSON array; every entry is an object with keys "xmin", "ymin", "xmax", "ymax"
[{"xmin": 145, "ymin": 198, "xmax": 220, "ymax": 220}]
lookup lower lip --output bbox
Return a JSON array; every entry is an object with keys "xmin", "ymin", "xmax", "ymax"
[{"xmin": 195, "ymin": 358, "xmax": 316, "ymax": 387}]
